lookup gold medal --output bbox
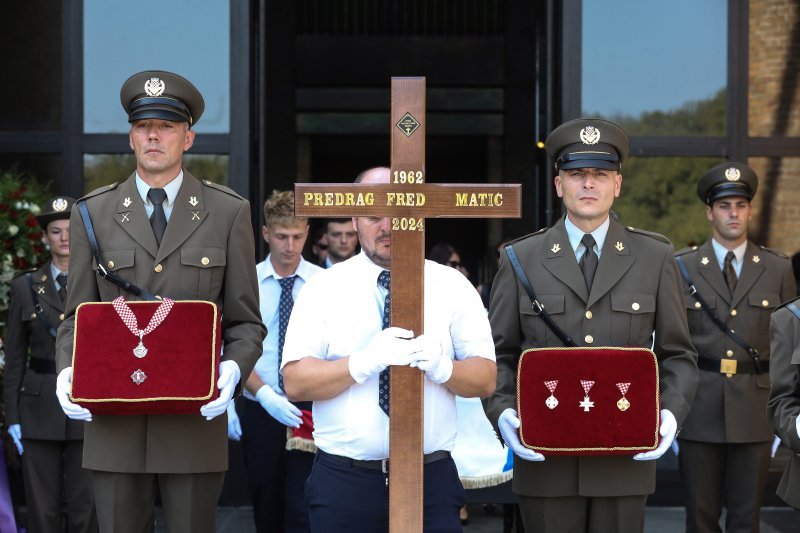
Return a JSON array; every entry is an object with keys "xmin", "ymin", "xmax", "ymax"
[{"xmin": 616, "ymin": 382, "xmax": 631, "ymax": 411}]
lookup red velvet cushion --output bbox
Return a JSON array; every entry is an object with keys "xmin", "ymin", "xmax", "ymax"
[
  {"xmin": 517, "ymin": 347, "xmax": 660, "ymax": 455},
  {"xmin": 70, "ymin": 300, "xmax": 221, "ymax": 415}
]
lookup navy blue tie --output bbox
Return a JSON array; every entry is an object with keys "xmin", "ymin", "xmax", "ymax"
[
  {"xmin": 378, "ymin": 270, "xmax": 391, "ymax": 416},
  {"xmin": 277, "ymin": 276, "xmax": 297, "ymax": 391}
]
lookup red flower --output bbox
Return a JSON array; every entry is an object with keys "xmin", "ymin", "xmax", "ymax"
[{"xmin": 25, "ymin": 213, "xmax": 38, "ymax": 228}]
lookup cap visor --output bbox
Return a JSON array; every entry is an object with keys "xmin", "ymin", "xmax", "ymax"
[{"xmin": 558, "ymin": 159, "xmax": 620, "ymax": 171}]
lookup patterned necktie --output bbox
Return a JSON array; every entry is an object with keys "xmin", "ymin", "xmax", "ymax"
[
  {"xmin": 378, "ymin": 270, "xmax": 391, "ymax": 416},
  {"xmin": 723, "ymin": 251, "xmax": 737, "ymax": 296},
  {"xmin": 579, "ymin": 233, "xmax": 598, "ymax": 291},
  {"xmin": 147, "ymin": 188, "xmax": 168, "ymax": 246},
  {"xmin": 277, "ymin": 276, "xmax": 297, "ymax": 391},
  {"xmin": 56, "ymin": 273, "xmax": 68, "ymax": 304}
]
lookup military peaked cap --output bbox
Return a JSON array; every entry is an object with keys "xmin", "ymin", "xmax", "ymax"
[
  {"xmin": 697, "ymin": 162, "xmax": 758, "ymax": 205},
  {"xmin": 36, "ymin": 196, "xmax": 76, "ymax": 229},
  {"xmin": 120, "ymin": 70, "xmax": 205, "ymax": 127},
  {"xmin": 545, "ymin": 118, "xmax": 630, "ymax": 172}
]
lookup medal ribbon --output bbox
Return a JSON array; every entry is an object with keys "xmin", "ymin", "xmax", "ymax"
[
  {"xmin": 580, "ymin": 380, "xmax": 595, "ymax": 395},
  {"xmin": 112, "ymin": 296, "xmax": 175, "ymax": 339},
  {"xmin": 616, "ymin": 382, "xmax": 631, "ymax": 396},
  {"xmin": 544, "ymin": 380, "xmax": 558, "ymax": 394}
]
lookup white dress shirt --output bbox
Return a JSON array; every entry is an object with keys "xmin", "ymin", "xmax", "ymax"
[
  {"xmin": 281, "ymin": 252, "xmax": 496, "ymax": 460},
  {"xmin": 244, "ymin": 255, "xmax": 322, "ymax": 401}
]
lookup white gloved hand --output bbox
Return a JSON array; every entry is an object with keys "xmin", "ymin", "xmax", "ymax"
[
  {"xmin": 200, "ymin": 360, "xmax": 242, "ymax": 420},
  {"xmin": 256, "ymin": 385, "xmax": 302, "ymax": 428},
  {"xmin": 633, "ymin": 409, "xmax": 677, "ymax": 461},
  {"xmin": 226, "ymin": 402, "xmax": 242, "ymax": 441},
  {"xmin": 348, "ymin": 327, "xmax": 419, "ymax": 384},
  {"xmin": 409, "ymin": 335, "xmax": 453, "ymax": 384},
  {"xmin": 795, "ymin": 416, "xmax": 800, "ymax": 441},
  {"xmin": 55, "ymin": 367, "xmax": 92, "ymax": 421},
  {"xmin": 8, "ymin": 424, "xmax": 23, "ymax": 455},
  {"xmin": 498, "ymin": 408, "xmax": 545, "ymax": 462},
  {"xmin": 772, "ymin": 435, "xmax": 782, "ymax": 458}
]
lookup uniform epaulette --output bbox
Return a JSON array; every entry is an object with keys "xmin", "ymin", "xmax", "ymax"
[
  {"xmin": 773, "ymin": 295, "xmax": 800, "ymax": 313},
  {"xmin": 675, "ymin": 245, "xmax": 700, "ymax": 257},
  {"xmin": 757, "ymin": 244, "xmax": 788, "ymax": 258},
  {"xmin": 624, "ymin": 225, "xmax": 671, "ymax": 245},
  {"xmin": 201, "ymin": 180, "xmax": 244, "ymax": 200},
  {"xmin": 504, "ymin": 226, "xmax": 550, "ymax": 247},
  {"xmin": 80, "ymin": 182, "xmax": 119, "ymax": 201},
  {"xmin": 12, "ymin": 267, "xmax": 37, "ymax": 280}
]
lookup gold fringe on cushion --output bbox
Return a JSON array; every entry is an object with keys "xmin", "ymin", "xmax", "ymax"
[
  {"xmin": 459, "ymin": 470, "xmax": 513, "ymax": 490},
  {"xmin": 285, "ymin": 428, "xmax": 317, "ymax": 453}
]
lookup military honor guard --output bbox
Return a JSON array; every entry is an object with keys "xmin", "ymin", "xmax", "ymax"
[
  {"xmin": 52, "ymin": 70, "xmax": 265, "ymax": 533},
  {"xmin": 675, "ymin": 162, "xmax": 795, "ymax": 532},
  {"xmin": 483, "ymin": 118, "xmax": 699, "ymax": 533},
  {"xmin": 4, "ymin": 196, "xmax": 98, "ymax": 532}
]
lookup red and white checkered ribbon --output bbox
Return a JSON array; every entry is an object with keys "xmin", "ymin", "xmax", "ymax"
[
  {"xmin": 616, "ymin": 382, "xmax": 631, "ymax": 396},
  {"xmin": 543, "ymin": 380, "xmax": 558, "ymax": 393},
  {"xmin": 112, "ymin": 296, "xmax": 175, "ymax": 338},
  {"xmin": 580, "ymin": 380, "xmax": 595, "ymax": 395}
]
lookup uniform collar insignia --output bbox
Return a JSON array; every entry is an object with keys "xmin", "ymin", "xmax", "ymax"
[
  {"xmin": 123, "ymin": 197, "xmax": 132, "ymax": 208},
  {"xmin": 752, "ymin": 255, "xmax": 760, "ymax": 263},
  {"xmin": 121, "ymin": 212, "xmax": 130, "ymax": 223},
  {"xmin": 189, "ymin": 196, "xmax": 199, "ymax": 207},
  {"xmin": 551, "ymin": 243, "xmax": 561, "ymax": 254},
  {"xmin": 701, "ymin": 257, "xmax": 710, "ymax": 266},
  {"xmin": 37, "ymin": 286, "xmax": 45, "ymax": 294},
  {"xmin": 614, "ymin": 241, "xmax": 625, "ymax": 252}
]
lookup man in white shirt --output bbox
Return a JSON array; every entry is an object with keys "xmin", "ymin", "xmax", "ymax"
[
  {"xmin": 323, "ymin": 218, "xmax": 358, "ymax": 267},
  {"xmin": 281, "ymin": 167, "xmax": 496, "ymax": 532},
  {"xmin": 236, "ymin": 190, "xmax": 322, "ymax": 533}
]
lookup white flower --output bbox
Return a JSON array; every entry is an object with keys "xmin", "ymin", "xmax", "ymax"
[
  {"xmin": 16, "ymin": 249, "xmax": 25, "ymax": 257},
  {"xmin": 3, "ymin": 254, "xmax": 11, "ymax": 263},
  {"xmin": 8, "ymin": 224, "xmax": 19, "ymax": 236},
  {"xmin": 29, "ymin": 204, "xmax": 41, "ymax": 214},
  {"xmin": 14, "ymin": 202, "xmax": 22, "ymax": 209},
  {"xmin": 21, "ymin": 201, "xmax": 29, "ymax": 209}
]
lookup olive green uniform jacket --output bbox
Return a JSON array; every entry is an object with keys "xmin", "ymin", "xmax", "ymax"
[
  {"xmin": 55, "ymin": 171, "xmax": 266, "ymax": 473},
  {"xmin": 484, "ymin": 216, "xmax": 699, "ymax": 497}
]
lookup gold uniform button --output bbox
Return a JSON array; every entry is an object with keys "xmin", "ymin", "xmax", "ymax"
[
  {"xmin": 762, "ymin": 299, "xmax": 769, "ymax": 307},
  {"xmin": 30, "ymin": 313, "xmax": 37, "ymax": 319},
  {"xmin": 585, "ymin": 335, "xmax": 594, "ymax": 344},
  {"xmin": 632, "ymin": 302, "xmax": 640, "ymax": 311},
  {"xmin": 59, "ymin": 313, "xmax": 65, "ymax": 320},
  {"xmin": 730, "ymin": 309, "xmax": 737, "ymax": 316},
  {"xmin": 726, "ymin": 350, "xmax": 734, "ymax": 357},
  {"xmin": 201, "ymin": 257, "xmax": 210, "ymax": 266},
  {"xmin": 107, "ymin": 260, "xmax": 115, "ymax": 269},
  {"xmin": 694, "ymin": 301, "xmax": 702, "ymax": 309},
  {"xmin": 585, "ymin": 311, "xmax": 593, "ymax": 320},
  {"xmin": 154, "ymin": 264, "xmax": 163, "ymax": 273}
]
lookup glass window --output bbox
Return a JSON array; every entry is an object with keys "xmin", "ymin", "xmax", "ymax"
[
  {"xmin": 83, "ymin": 154, "xmax": 229, "ymax": 194},
  {"xmin": 582, "ymin": 0, "xmax": 727, "ymax": 136},
  {"xmin": 613, "ymin": 157, "xmax": 724, "ymax": 248},
  {"xmin": 83, "ymin": 0, "xmax": 230, "ymax": 134},
  {"xmin": 748, "ymin": 157, "xmax": 800, "ymax": 255},
  {"xmin": 0, "ymin": 154, "xmax": 63, "ymax": 191}
]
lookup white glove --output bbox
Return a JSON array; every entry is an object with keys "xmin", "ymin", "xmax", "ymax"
[
  {"xmin": 226, "ymin": 402, "xmax": 242, "ymax": 441},
  {"xmin": 348, "ymin": 327, "xmax": 420, "ymax": 383},
  {"xmin": 772, "ymin": 435, "xmax": 782, "ymax": 458},
  {"xmin": 8, "ymin": 424, "xmax": 23, "ymax": 455},
  {"xmin": 55, "ymin": 367, "xmax": 92, "ymax": 421},
  {"xmin": 409, "ymin": 335, "xmax": 453, "ymax": 384},
  {"xmin": 633, "ymin": 409, "xmax": 677, "ymax": 461},
  {"xmin": 256, "ymin": 385, "xmax": 302, "ymax": 428},
  {"xmin": 795, "ymin": 416, "xmax": 800, "ymax": 441},
  {"xmin": 498, "ymin": 408, "xmax": 545, "ymax": 462},
  {"xmin": 671, "ymin": 439, "xmax": 680, "ymax": 456},
  {"xmin": 200, "ymin": 360, "xmax": 242, "ymax": 420}
]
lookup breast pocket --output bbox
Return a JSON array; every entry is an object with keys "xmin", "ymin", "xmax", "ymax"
[
  {"xmin": 180, "ymin": 246, "xmax": 226, "ymax": 298},
  {"xmin": 95, "ymin": 249, "xmax": 136, "ymax": 300},
  {"xmin": 748, "ymin": 293, "xmax": 779, "ymax": 332},
  {"xmin": 519, "ymin": 293, "xmax": 565, "ymax": 346},
  {"xmin": 611, "ymin": 293, "xmax": 655, "ymax": 346},
  {"xmin": 685, "ymin": 294, "xmax": 715, "ymax": 336}
]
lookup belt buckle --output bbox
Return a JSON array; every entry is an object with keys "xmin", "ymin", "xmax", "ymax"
[{"xmin": 720, "ymin": 359, "xmax": 737, "ymax": 377}]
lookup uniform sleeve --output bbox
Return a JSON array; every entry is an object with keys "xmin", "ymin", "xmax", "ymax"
[
  {"xmin": 768, "ymin": 309, "xmax": 800, "ymax": 451},
  {"xmin": 3, "ymin": 278, "xmax": 29, "ymax": 424},
  {"xmin": 653, "ymin": 245, "xmax": 699, "ymax": 425}
]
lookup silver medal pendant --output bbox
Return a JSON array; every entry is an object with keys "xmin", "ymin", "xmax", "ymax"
[
  {"xmin": 133, "ymin": 332, "xmax": 148, "ymax": 358},
  {"xmin": 545, "ymin": 394, "xmax": 559, "ymax": 410}
]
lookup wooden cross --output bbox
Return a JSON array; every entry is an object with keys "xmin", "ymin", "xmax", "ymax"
[{"xmin": 295, "ymin": 77, "xmax": 521, "ymax": 532}]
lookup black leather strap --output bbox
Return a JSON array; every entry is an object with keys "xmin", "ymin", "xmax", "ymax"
[
  {"xmin": 504, "ymin": 244, "xmax": 577, "ymax": 348},
  {"xmin": 697, "ymin": 355, "xmax": 768, "ymax": 375},
  {"xmin": 25, "ymin": 272, "xmax": 57, "ymax": 339},
  {"xmin": 675, "ymin": 256, "xmax": 762, "ymax": 373},
  {"xmin": 77, "ymin": 200, "xmax": 160, "ymax": 301}
]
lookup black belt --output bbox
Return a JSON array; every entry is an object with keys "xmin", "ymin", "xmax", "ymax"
[
  {"xmin": 28, "ymin": 358, "xmax": 56, "ymax": 374},
  {"xmin": 318, "ymin": 449, "xmax": 451, "ymax": 473},
  {"xmin": 697, "ymin": 355, "xmax": 768, "ymax": 376}
]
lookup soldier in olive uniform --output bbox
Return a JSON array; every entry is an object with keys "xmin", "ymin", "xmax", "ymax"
[
  {"xmin": 484, "ymin": 118, "xmax": 699, "ymax": 533},
  {"xmin": 4, "ymin": 196, "xmax": 98, "ymax": 532},
  {"xmin": 675, "ymin": 162, "xmax": 795, "ymax": 532},
  {"xmin": 767, "ymin": 297, "xmax": 800, "ymax": 520},
  {"xmin": 53, "ymin": 71, "xmax": 265, "ymax": 533}
]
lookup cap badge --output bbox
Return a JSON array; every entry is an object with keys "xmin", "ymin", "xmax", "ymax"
[
  {"xmin": 123, "ymin": 197, "xmax": 132, "ymax": 208},
  {"xmin": 701, "ymin": 257, "xmax": 710, "ymax": 265},
  {"xmin": 550, "ymin": 243, "xmax": 561, "ymax": 254},
  {"xmin": 725, "ymin": 167, "xmax": 741, "ymax": 181},
  {"xmin": 614, "ymin": 241, "xmax": 625, "ymax": 252},
  {"xmin": 579, "ymin": 126, "xmax": 601, "ymax": 145},
  {"xmin": 144, "ymin": 77, "xmax": 166, "ymax": 97},
  {"xmin": 52, "ymin": 198, "xmax": 69, "ymax": 212}
]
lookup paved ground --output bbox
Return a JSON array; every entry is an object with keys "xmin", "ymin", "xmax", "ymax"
[{"xmin": 155, "ymin": 505, "xmax": 798, "ymax": 532}]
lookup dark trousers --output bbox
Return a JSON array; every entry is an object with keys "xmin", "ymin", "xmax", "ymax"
[
  {"xmin": 22, "ymin": 438, "xmax": 97, "ymax": 533},
  {"xmin": 306, "ymin": 451, "xmax": 465, "ymax": 533},
  {"xmin": 519, "ymin": 494, "xmax": 647, "ymax": 533},
  {"xmin": 239, "ymin": 397, "xmax": 312, "ymax": 533},
  {"xmin": 92, "ymin": 470, "xmax": 225, "ymax": 533},
  {"xmin": 678, "ymin": 439, "xmax": 771, "ymax": 533}
]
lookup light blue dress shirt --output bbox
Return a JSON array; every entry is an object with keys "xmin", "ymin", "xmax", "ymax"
[
  {"xmin": 135, "ymin": 171, "xmax": 183, "ymax": 221},
  {"xmin": 564, "ymin": 215, "xmax": 611, "ymax": 263}
]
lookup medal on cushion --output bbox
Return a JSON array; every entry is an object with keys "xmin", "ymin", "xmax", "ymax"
[
  {"xmin": 544, "ymin": 380, "xmax": 559, "ymax": 409},
  {"xmin": 133, "ymin": 332, "xmax": 148, "ymax": 358},
  {"xmin": 616, "ymin": 382, "xmax": 631, "ymax": 411},
  {"xmin": 112, "ymin": 296, "xmax": 175, "ymax": 362},
  {"xmin": 579, "ymin": 380, "xmax": 595, "ymax": 412}
]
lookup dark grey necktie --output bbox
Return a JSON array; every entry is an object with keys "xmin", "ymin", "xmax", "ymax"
[
  {"xmin": 579, "ymin": 234, "xmax": 598, "ymax": 291},
  {"xmin": 56, "ymin": 273, "xmax": 68, "ymax": 303},
  {"xmin": 723, "ymin": 251, "xmax": 737, "ymax": 296},
  {"xmin": 378, "ymin": 270, "xmax": 391, "ymax": 416},
  {"xmin": 277, "ymin": 276, "xmax": 297, "ymax": 391},
  {"xmin": 147, "ymin": 188, "xmax": 168, "ymax": 246}
]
